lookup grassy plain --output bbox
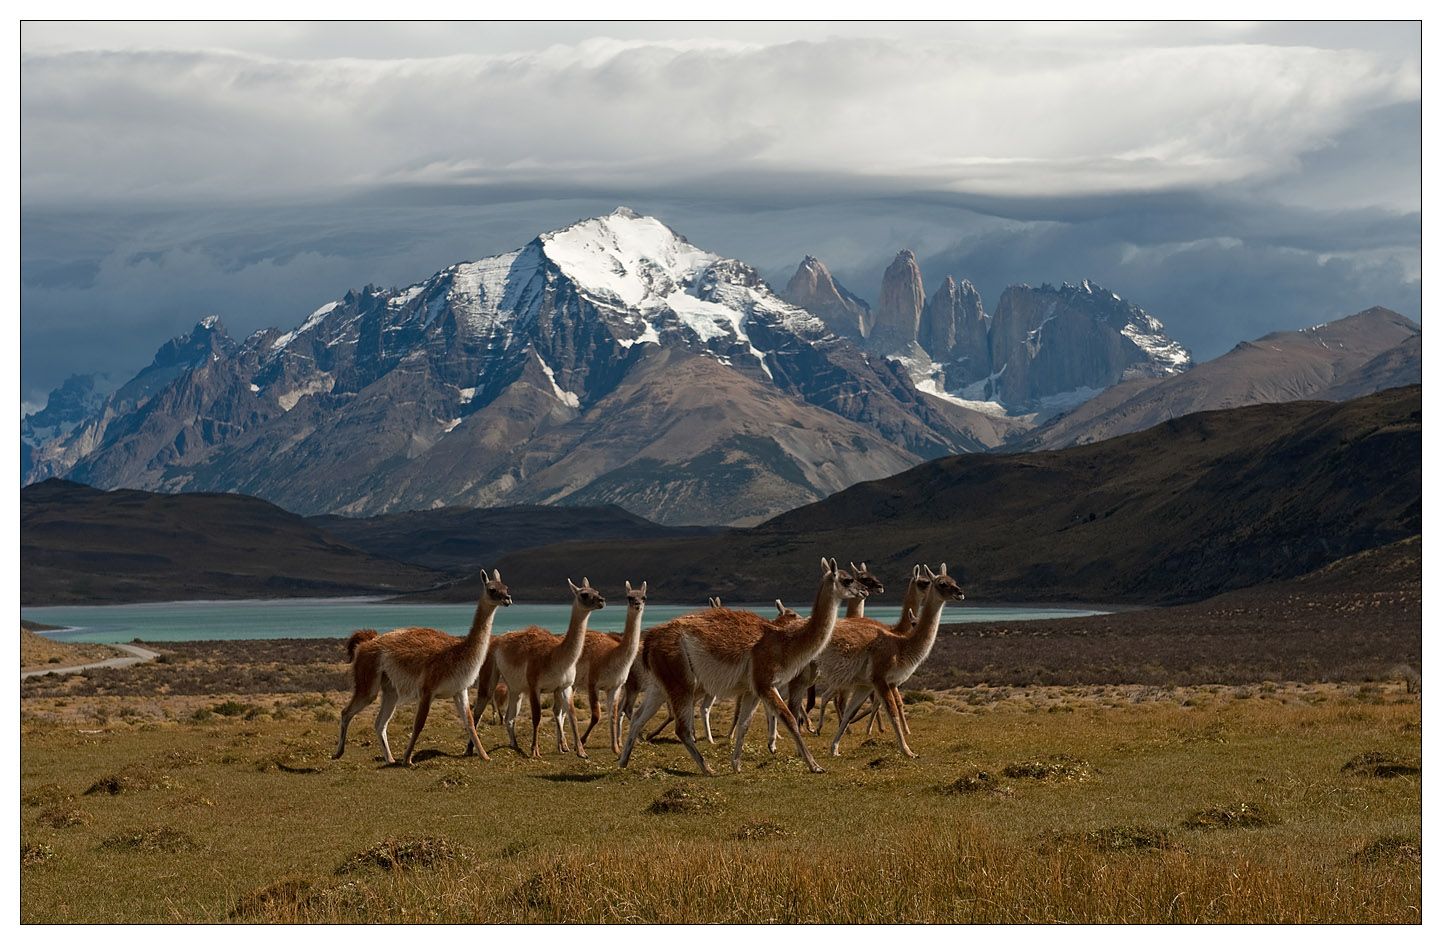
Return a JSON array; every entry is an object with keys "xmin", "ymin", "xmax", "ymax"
[{"xmin": 20, "ymin": 680, "xmax": 1420, "ymax": 923}]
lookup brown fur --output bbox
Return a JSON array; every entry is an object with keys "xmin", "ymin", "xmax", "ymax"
[
  {"xmin": 335, "ymin": 570, "xmax": 511, "ymax": 766},
  {"xmin": 346, "ymin": 629, "xmax": 379, "ymax": 661},
  {"xmin": 825, "ymin": 566, "xmax": 965, "ymax": 757},
  {"xmin": 573, "ymin": 581, "xmax": 646, "ymax": 755},
  {"xmin": 620, "ymin": 559, "xmax": 863, "ymax": 775},
  {"xmin": 476, "ymin": 578, "xmax": 605, "ymax": 759}
]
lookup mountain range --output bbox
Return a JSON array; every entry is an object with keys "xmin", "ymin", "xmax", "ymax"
[
  {"xmin": 22, "ymin": 386, "xmax": 1421, "ymax": 606},
  {"xmin": 21, "ymin": 208, "xmax": 1421, "ymax": 526},
  {"xmin": 432, "ymin": 384, "xmax": 1420, "ymax": 605}
]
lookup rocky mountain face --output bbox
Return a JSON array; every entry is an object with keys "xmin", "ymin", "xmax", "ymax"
[
  {"xmin": 984, "ymin": 280, "xmax": 1192, "ymax": 407},
  {"xmin": 785, "ymin": 254, "xmax": 1193, "ymax": 414},
  {"xmin": 870, "ymin": 250, "xmax": 927, "ymax": 356},
  {"xmin": 1024, "ymin": 307, "xmax": 1421, "ymax": 450},
  {"xmin": 23, "ymin": 209, "xmax": 998, "ymax": 526},
  {"xmin": 918, "ymin": 276, "xmax": 989, "ymax": 382},
  {"xmin": 782, "ymin": 255, "xmax": 872, "ymax": 339}
]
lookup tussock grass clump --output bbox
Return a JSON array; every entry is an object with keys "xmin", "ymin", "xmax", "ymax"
[
  {"xmin": 36, "ymin": 804, "xmax": 93, "ymax": 829},
  {"xmin": 22, "ymin": 783, "xmax": 70, "ymax": 808},
  {"xmin": 943, "ymin": 768, "xmax": 1012, "ymax": 796},
  {"xmin": 646, "ymin": 786, "xmax": 722, "ymax": 815},
  {"xmin": 903, "ymin": 690, "xmax": 937, "ymax": 705},
  {"xmin": 100, "ymin": 826, "xmax": 198, "ymax": 853},
  {"xmin": 84, "ymin": 766, "xmax": 180, "ymax": 796},
  {"xmin": 21, "ymin": 843, "xmax": 56, "ymax": 867},
  {"xmin": 228, "ymin": 877, "xmax": 316, "ymax": 919},
  {"xmin": 1039, "ymin": 825, "xmax": 1176, "ymax": 854},
  {"xmin": 1003, "ymin": 754, "xmax": 1091, "ymax": 782},
  {"xmin": 336, "ymin": 836, "xmax": 464, "ymax": 874},
  {"xmin": 1354, "ymin": 835, "xmax": 1421, "ymax": 864},
  {"xmin": 733, "ymin": 819, "xmax": 789, "ymax": 841},
  {"xmin": 1182, "ymin": 802, "xmax": 1279, "ymax": 831},
  {"xmin": 1341, "ymin": 751, "xmax": 1420, "ymax": 778}
]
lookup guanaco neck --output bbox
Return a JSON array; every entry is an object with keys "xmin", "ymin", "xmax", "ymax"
[
  {"xmin": 462, "ymin": 595, "xmax": 499, "ymax": 655},
  {"xmin": 845, "ymin": 597, "xmax": 865, "ymax": 618},
  {"xmin": 555, "ymin": 600, "xmax": 593, "ymax": 668},
  {"xmin": 893, "ymin": 578, "xmax": 922, "ymax": 634},
  {"xmin": 897, "ymin": 587, "xmax": 948, "ymax": 666},
  {"xmin": 788, "ymin": 575, "xmax": 842, "ymax": 659},
  {"xmin": 618, "ymin": 605, "xmax": 645, "ymax": 666}
]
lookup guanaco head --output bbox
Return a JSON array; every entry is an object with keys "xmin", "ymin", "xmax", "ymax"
[
  {"xmin": 922, "ymin": 563, "xmax": 965, "ymax": 603},
  {"xmin": 568, "ymin": 576, "xmax": 606, "ymax": 611},
  {"xmin": 773, "ymin": 599, "xmax": 801, "ymax": 623},
  {"xmin": 481, "ymin": 568, "xmax": 513, "ymax": 606},
  {"xmin": 849, "ymin": 561, "xmax": 885, "ymax": 598},
  {"xmin": 824, "ymin": 557, "xmax": 867, "ymax": 601},
  {"xmin": 625, "ymin": 580, "xmax": 648, "ymax": 612}
]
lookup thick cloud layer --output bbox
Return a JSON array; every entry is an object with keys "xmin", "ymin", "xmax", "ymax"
[{"xmin": 20, "ymin": 23, "xmax": 1420, "ymax": 405}]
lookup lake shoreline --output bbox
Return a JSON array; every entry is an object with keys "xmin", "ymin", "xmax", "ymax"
[{"xmin": 21, "ymin": 598, "xmax": 1116, "ymax": 644}]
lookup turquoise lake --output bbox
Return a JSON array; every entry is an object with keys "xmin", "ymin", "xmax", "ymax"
[{"xmin": 21, "ymin": 599, "xmax": 1109, "ymax": 643}]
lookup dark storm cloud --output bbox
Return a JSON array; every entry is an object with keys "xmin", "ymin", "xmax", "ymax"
[{"xmin": 19, "ymin": 24, "xmax": 1420, "ymax": 405}]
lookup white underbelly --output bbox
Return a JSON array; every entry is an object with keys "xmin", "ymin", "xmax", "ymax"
[{"xmin": 680, "ymin": 636, "xmax": 752, "ymax": 698}]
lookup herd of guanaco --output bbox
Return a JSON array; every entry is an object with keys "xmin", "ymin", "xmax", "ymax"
[{"xmin": 334, "ymin": 558, "xmax": 965, "ymax": 774}]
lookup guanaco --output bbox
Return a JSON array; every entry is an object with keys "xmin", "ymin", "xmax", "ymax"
[
  {"xmin": 334, "ymin": 569, "xmax": 512, "ymax": 766},
  {"xmin": 478, "ymin": 578, "xmax": 605, "ymax": 759},
  {"xmin": 620, "ymin": 559, "xmax": 864, "ymax": 775},
  {"xmin": 573, "ymin": 581, "xmax": 648, "ymax": 754},
  {"xmin": 820, "ymin": 564, "xmax": 965, "ymax": 757},
  {"xmin": 816, "ymin": 565, "xmax": 930, "ymax": 735}
]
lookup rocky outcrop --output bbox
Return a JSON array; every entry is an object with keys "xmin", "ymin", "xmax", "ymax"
[
  {"xmin": 987, "ymin": 280, "xmax": 1191, "ymax": 406},
  {"xmin": 919, "ymin": 276, "xmax": 990, "ymax": 384},
  {"xmin": 782, "ymin": 255, "xmax": 872, "ymax": 340},
  {"xmin": 869, "ymin": 250, "xmax": 926, "ymax": 355}
]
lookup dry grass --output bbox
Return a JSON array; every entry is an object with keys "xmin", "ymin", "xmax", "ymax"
[
  {"xmin": 19, "ymin": 681, "xmax": 1421, "ymax": 923},
  {"xmin": 20, "ymin": 628, "xmax": 121, "ymax": 672}
]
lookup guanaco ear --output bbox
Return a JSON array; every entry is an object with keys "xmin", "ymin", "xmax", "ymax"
[
  {"xmin": 923, "ymin": 565, "xmax": 937, "ymax": 579},
  {"xmin": 939, "ymin": 563, "xmax": 948, "ymax": 576},
  {"xmin": 625, "ymin": 580, "xmax": 633, "ymax": 593},
  {"xmin": 850, "ymin": 561, "xmax": 860, "ymax": 574},
  {"xmin": 905, "ymin": 608, "xmax": 916, "ymax": 623},
  {"xmin": 491, "ymin": 568, "xmax": 501, "ymax": 582},
  {"xmin": 582, "ymin": 576, "xmax": 591, "ymax": 588},
  {"xmin": 774, "ymin": 599, "xmax": 784, "ymax": 614},
  {"xmin": 567, "ymin": 578, "xmax": 580, "ymax": 593},
  {"xmin": 639, "ymin": 581, "xmax": 647, "ymax": 595},
  {"xmin": 829, "ymin": 557, "xmax": 839, "ymax": 572},
  {"xmin": 911, "ymin": 565, "xmax": 920, "ymax": 579},
  {"xmin": 820, "ymin": 557, "xmax": 829, "ymax": 573}
]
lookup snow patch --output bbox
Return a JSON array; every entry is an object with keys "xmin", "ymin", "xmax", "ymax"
[
  {"xmin": 914, "ymin": 378, "xmax": 1009, "ymax": 416},
  {"xmin": 440, "ymin": 417, "xmax": 462, "ymax": 434},
  {"xmin": 457, "ymin": 386, "xmax": 477, "ymax": 404},
  {"xmin": 248, "ymin": 383, "xmax": 261, "ymax": 393},
  {"xmin": 1121, "ymin": 319, "xmax": 1191, "ymax": 372},
  {"xmin": 540, "ymin": 209, "xmax": 716, "ymax": 308},
  {"xmin": 533, "ymin": 351, "xmax": 581, "ymax": 408},
  {"xmin": 387, "ymin": 284, "xmax": 424, "ymax": 308},
  {"xmin": 271, "ymin": 300, "xmax": 340, "ymax": 350}
]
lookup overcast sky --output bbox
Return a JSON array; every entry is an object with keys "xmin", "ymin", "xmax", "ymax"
[{"xmin": 20, "ymin": 21, "xmax": 1420, "ymax": 408}]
